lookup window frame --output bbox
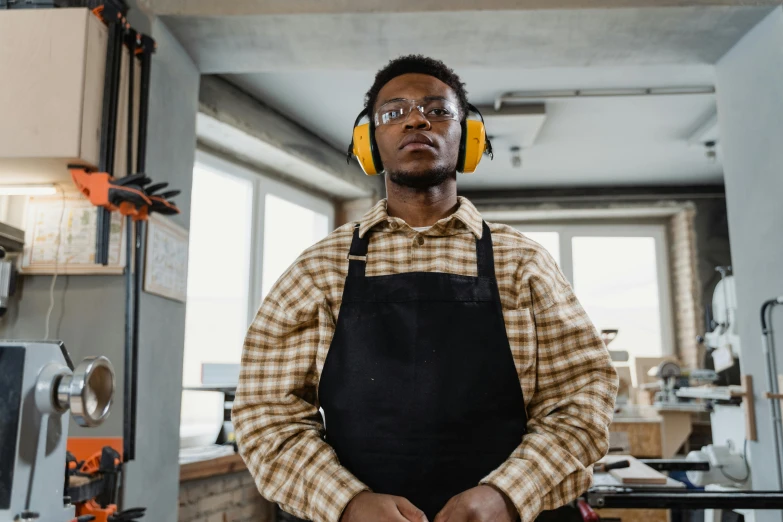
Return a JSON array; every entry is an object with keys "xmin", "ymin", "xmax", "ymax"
[
  {"xmin": 510, "ymin": 221, "xmax": 675, "ymax": 357},
  {"xmin": 194, "ymin": 149, "xmax": 335, "ymax": 328}
]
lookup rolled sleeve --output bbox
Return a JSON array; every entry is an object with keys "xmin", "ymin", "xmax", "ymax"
[
  {"xmin": 480, "ymin": 254, "xmax": 618, "ymax": 522},
  {"xmin": 232, "ymin": 260, "xmax": 369, "ymax": 522}
]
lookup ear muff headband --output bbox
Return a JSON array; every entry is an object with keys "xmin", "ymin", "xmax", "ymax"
[{"xmin": 347, "ymin": 102, "xmax": 493, "ymax": 176}]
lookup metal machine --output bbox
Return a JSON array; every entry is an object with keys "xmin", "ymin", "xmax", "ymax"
[
  {"xmin": 646, "ymin": 359, "xmax": 718, "ymax": 409},
  {"xmin": 585, "ymin": 270, "xmax": 783, "ymax": 520},
  {"xmin": 0, "ymin": 340, "xmax": 115, "ymax": 522},
  {"xmin": 704, "ymin": 267, "xmax": 742, "ymax": 374},
  {"xmin": 0, "ymin": 221, "xmax": 24, "ymax": 317}
]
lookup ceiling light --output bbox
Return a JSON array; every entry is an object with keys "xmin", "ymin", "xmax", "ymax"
[
  {"xmin": 0, "ymin": 185, "xmax": 57, "ymax": 196},
  {"xmin": 495, "ymin": 86, "xmax": 715, "ymax": 110}
]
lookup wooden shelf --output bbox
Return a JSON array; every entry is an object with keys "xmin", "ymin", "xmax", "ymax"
[{"xmin": 179, "ymin": 453, "xmax": 246, "ymax": 482}]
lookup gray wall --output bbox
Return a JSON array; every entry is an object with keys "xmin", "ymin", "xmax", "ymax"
[
  {"xmin": 715, "ymin": 6, "xmax": 783, "ymax": 518},
  {"xmin": 0, "ymin": 13, "xmax": 199, "ymax": 522},
  {"xmin": 120, "ymin": 16, "xmax": 199, "ymax": 522}
]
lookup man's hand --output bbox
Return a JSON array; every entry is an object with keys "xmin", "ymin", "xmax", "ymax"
[
  {"xmin": 433, "ymin": 485, "xmax": 518, "ymax": 522},
  {"xmin": 341, "ymin": 491, "xmax": 429, "ymax": 522}
]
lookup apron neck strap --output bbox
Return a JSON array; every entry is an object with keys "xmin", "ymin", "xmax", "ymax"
[
  {"xmin": 348, "ymin": 221, "xmax": 496, "ymax": 279},
  {"xmin": 348, "ymin": 224, "xmax": 369, "ymax": 277},
  {"xmin": 476, "ymin": 221, "xmax": 496, "ymax": 279}
]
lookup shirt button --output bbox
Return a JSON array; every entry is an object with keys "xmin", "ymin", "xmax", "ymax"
[
  {"xmin": 389, "ymin": 222, "xmax": 399, "ymax": 230},
  {"xmin": 415, "ymin": 236, "xmax": 425, "ymax": 246}
]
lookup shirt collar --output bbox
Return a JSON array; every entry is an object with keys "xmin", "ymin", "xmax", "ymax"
[{"xmin": 357, "ymin": 196, "xmax": 484, "ymax": 240}]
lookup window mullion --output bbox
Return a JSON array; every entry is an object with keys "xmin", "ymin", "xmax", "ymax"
[{"xmin": 560, "ymin": 227, "xmax": 575, "ymax": 285}]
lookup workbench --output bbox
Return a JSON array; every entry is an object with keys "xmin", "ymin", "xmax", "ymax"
[
  {"xmin": 610, "ymin": 406, "xmax": 701, "ymax": 458},
  {"xmin": 591, "ymin": 455, "xmax": 685, "ymax": 522}
]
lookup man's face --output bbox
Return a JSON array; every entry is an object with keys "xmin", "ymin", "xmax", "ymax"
[{"xmin": 373, "ymin": 73, "xmax": 462, "ymax": 187}]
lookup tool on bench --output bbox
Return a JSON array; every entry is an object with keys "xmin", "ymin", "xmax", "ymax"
[
  {"xmin": 584, "ymin": 457, "xmax": 783, "ymax": 514},
  {"xmin": 595, "ymin": 459, "xmax": 630, "ymax": 473}
]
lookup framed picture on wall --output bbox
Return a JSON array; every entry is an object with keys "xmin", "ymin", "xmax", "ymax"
[{"xmin": 143, "ymin": 213, "xmax": 189, "ymax": 303}]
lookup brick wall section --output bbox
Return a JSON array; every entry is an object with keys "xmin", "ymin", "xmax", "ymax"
[
  {"xmin": 669, "ymin": 205, "xmax": 704, "ymax": 369},
  {"xmin": 336, "ymin": 196, "xmax": 378, "ymax": 228},
  {"xmin": 178, "ymin": 470, "xmax": 276, "ymax": 522}
]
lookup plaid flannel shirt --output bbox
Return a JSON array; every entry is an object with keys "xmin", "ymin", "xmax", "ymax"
[{"xmin": 233, "ymin": 196, "xmax": 618, "ymax": 522}]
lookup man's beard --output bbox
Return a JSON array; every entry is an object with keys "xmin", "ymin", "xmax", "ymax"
[{"xmin": 387, "ymin": 166, "xmax": 453, "ymax": 189}]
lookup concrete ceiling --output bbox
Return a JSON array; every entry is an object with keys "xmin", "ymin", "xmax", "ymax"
[
  {"xmin": 157, "ymin": 3, "xmax": 774, "ymax": 189},
  {"xmin": 162, "ymin": 7, "xmax": 771, "ymax": 73},
  {"xmin": 143, "ymin": 0, "xmax": 781, "ymax": 17}
]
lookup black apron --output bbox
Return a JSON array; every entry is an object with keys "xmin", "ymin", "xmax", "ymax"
[{"xmin": 318, "ymin": 222, "xmax": 571, "ymax": 521}]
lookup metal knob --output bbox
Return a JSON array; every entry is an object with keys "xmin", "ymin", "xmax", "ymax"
[
  {"xmin": 35, "ymin": 356, "xmax": 115, "ymax": 427},
  {"xmin": 58, "ymin": 356, "xmax": 115, "ymax": 427}
]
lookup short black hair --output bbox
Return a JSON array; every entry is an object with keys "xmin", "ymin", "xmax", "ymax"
[{"xmin": 364, "ymin": 55, "xmax": 469, "ymax": 119}]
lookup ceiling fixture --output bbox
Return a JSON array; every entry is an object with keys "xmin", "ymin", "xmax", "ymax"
[
  {"xmin": 495, "ymin": 86, "xmax": 715, "ymax": 110},
  {"xmin": 510, "ymin": 146, "xmax": 522, "ymax": 168},
  {"xmin": 0, "ymin": 185, "xmax": 57, "ymax": 196},
  {"xmin": 704, "ymin": 141, "xmax": 718, "ymax": 163},
  {"xmin": 478, "ymin": 103, "xmax": 547, "ymax": 151}
]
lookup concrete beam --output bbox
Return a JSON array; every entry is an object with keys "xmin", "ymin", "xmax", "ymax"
[
  {"xmin": 198, "ymin": 76, "xmax": 381, "ymax": 201},
  {"xmin": 461, "ymin": 184, "xmax": 726, "ymax": 205},
  {"xmin": 142, "ymin": 0, "xmax": 780, "ymax": 17}
]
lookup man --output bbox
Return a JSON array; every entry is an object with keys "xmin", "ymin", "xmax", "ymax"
[{"xmin": 233, "ymin": 55, "xmax": 618, "ymax": 522}]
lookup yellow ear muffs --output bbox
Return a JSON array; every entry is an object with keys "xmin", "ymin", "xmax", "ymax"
[
  {"xmin": 347, "ymin": 103, "xmax": 493, "ymax": 175},
  {"xmin": 351, "ymin": 123, "xmax": 376, "ymax": 176},
  {"xmin": 460, "ymin": 120, "xmax": 487, "ymax": 174},
  {"xmin": 351, "ymin": 122, "xmax": 379, "ymax": 176},
  {"xmin": 457, "ymin": 103, "xmax": 493, "ymax": 174},
  {"xmin": 347, "ymin": 109, "xmax": 383, "ymax": 176}
]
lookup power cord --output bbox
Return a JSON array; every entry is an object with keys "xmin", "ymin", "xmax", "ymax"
[
  {"xmin": 44, "ymin": 185, "xmax": 67, "ymax": 340},
  {"xmin": 716, "ymin": 439, "xmax": 751, "ymax": 484}
]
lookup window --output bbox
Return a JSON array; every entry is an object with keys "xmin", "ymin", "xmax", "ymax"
[
  {"xmin": 181, "ymin": 164, "xmax": 253, "ymax": 443},
  {"xmin": 514, "ymin": 224, "xmax": 674, "ymax": 358},
  {"xmin": 181, "ymin": 151, "xmax": 334, "ymax": 445},
  {"xmin": 572, "ymin": 236, "xmax": 664, "ymax": 358},
  {"xmin": 183, "ymin": 165, "xmax": 253, "ymax": 391},
  {"xmin": 261, "ymin": 193, "xmax": 330, "ymax": 299}
]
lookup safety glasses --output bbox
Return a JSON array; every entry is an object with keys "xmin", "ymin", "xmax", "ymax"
[{"xmin": 374, "ymin": 97, "xmax": 461, "ymax": 127}]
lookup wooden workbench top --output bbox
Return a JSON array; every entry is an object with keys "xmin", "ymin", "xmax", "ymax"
[{"xmin": 179, "ymin": 453, "xmax": 246, "ymax": 482}]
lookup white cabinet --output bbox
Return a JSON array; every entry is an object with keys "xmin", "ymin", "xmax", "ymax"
[{"xmin": 0, "ymin": 8, "xmax": 138, "ymax": 185}]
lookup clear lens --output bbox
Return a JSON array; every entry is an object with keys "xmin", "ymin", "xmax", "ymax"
[
  {"xmin": 375, "ymin": 98, "xmax": 459, "ymax": 126},
  {"xmin": 380, "ymin": 105, "xmax": 407, "ymax": 125},
  {"xmin": 422, "ymin": 99, "xmax": 457, "ymax": 120}
]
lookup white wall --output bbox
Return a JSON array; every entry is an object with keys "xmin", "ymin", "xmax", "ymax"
[{"xmin": 715, "ymin": 7, "xmax": 783, "ymax": 521}]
